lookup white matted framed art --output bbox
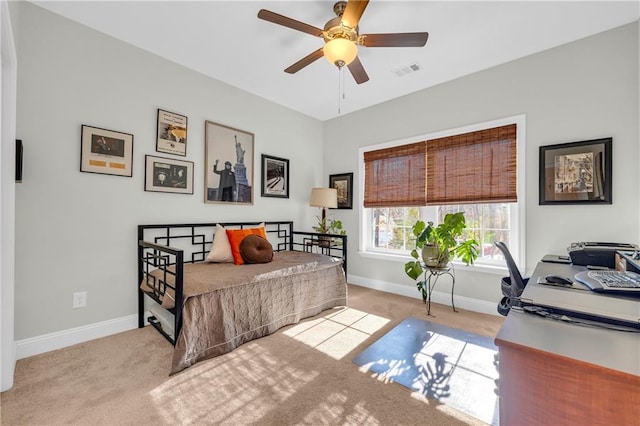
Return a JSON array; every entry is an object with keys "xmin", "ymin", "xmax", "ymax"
[
  {"xmin": 330, "ymin": 172, "xmax": 353, "ymax": 209},
  {"xmin": 204, "ymin": 120, "xmax": 254, "ymax": 204},
  {"xmin": 80, "ymin": 124, "xmax": 133, "ymax": 177},
  {"xmin": 539, "ymin": 137, "xmax": 612, "ymax": 205},
  {"xmin": 261, "ymin": 154, "xmax": 289, "ymax": 198},
  {"xmin": 156, "ymin": 109, "xmax": 188, "ymax": 156},
  {"xmin": 144, "ymin": 155, "xmax": 194, "ymax": 194}
]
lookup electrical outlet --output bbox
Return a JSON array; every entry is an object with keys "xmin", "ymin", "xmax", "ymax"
[{"xmin": 73, "ymin": 291, "xmax": 87, "ymax": 309}]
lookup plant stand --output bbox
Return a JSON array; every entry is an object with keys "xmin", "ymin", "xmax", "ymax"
[{"xmin": 422, "ymin": 262, "xmax": 457, "ymax": 316}]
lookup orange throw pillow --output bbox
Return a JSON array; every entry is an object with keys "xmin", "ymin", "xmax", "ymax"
[{"xmin": 226, "ymin": 226, "xmax": 268, "ymax": 265}]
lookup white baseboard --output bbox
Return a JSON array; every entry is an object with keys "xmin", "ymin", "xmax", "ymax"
[
  {"xmin": 16, "ymin": 277, "xmax": 498, "ymax": 360},
  {"xmin": 347, "ymin": 273, "xmax": 500, "ymax": 317},
  {"xmin": 15, "ymin": 313, "xmax": 152, "ymax": 360}
]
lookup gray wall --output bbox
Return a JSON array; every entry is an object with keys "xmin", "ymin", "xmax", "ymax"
[
  {"xmin": 324, "ymin": 22, "xmax": 639, "ymax": 304},
  {"xmin": 13, "ymin": 2, "xmax": 324, "ymax": 340}
]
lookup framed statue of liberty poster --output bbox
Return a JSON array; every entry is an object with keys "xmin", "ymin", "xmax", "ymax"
[{"xmin": 204, "ymin": 120, "xmax": 254, "ymax": 205}]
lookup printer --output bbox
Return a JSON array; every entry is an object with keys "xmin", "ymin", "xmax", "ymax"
[{"xmin": 568, "ymin": 242, "xmax": 639, "ymax": 268}]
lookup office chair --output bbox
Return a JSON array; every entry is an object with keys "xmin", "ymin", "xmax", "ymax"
[{"xmin": 494, "ymin": 241, "xmax": 529, "ymax": 316}]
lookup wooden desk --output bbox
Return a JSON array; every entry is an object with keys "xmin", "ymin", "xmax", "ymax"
[{"xmin": 495, "ymin": 262, "xmax": 640, "ymax": 425}]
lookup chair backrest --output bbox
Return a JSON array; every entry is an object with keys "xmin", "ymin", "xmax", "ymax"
[{"xmin": 494, "ymin": 241, "xmax": 527, "ymax": 300}]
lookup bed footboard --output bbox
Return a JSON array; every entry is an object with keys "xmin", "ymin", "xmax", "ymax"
[{"xmin": 137, "ymin": 240, "xmax": 184, "ymax": 344}]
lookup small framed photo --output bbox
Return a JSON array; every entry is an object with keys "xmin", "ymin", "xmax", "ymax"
[
  {"xmin": 330, "ymin": 172, "xmax": 353, "ymax": 209},
  {"xmin": 156, "ymin": 109, "xmax": 187, "ymax": 156},
  {"xmin": 80, "ymin": 125, "xmax": 133, "ymax": 177},
  {"xmin": 144, "ymin": 155, "xmax": 194, "ymax": 194},
  {"xmin": 539, "ymin": 137, "xmax": 612, "ymax": 205},
  {"xmin": 261, "ymin": 154, "xmax": 289, "ymax": 198},
  {"xmin": 204, "ymin": 120, "xmax": 254, "ymax": 204}
]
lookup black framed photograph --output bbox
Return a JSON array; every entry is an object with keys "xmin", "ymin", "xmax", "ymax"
[
  {"xmin": 80, "ymin": 124, "xmax": 133, "ymax": 177},
  {"xmin": 261, "ymin": 154, "xmax": 289, "ymax": 198},
  {"xmin": 539, "ymin": 137, "xmax": 612, "ymax": 205},
  {"xmin": 330, "ymin": 172, "xmax": 353, "ymax": 209},
  {"xmin": 204, "ymin": 120, "xmax": 254, "ymax": 204},
  {"xmin": 144, "ymin": 155, "xmax": 194, "ymax": 194},
  {"xmin": 156, "ymin": 109, "xmax": 187, "ymax": 156}
]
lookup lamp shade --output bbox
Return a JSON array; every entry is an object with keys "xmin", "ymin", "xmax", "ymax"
[
  {"xmin": 310, "ymin": 187, "xmax": 338, "ymax": 208},
  {"xmin": 324, "ymin": 38, "xmax": 358, "ymax": 67}
]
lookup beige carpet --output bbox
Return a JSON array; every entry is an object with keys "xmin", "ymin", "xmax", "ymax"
[{"xmin": 0, "ymin": 284, "xmax": 503, "ymax": 425}]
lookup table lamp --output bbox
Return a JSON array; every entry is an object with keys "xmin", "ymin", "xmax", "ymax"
[{"xmin": 310, "ymin": 187, "xmax": 338, "ymax": 232}]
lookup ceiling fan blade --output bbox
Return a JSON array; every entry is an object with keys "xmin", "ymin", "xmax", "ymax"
[
  {"xmin": 347, "ymin": 56, "xmax": 369, "ymax": 84},
  {"xmin": 284, "ymin": 48, "xmax": 325, "ymax": 74},
  {"xmin": 257, "ymin": 9, "xmax": 323, "ymax": 37},
  {"xmin": 341, "ymin": 0, "xmax": 369, "ymax": 29},
  {"xmin": 360, "ymin": 32, "xmax": 429, "ymax": 47}
]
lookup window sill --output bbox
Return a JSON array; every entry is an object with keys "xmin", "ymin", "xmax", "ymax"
[{"xmin": 357, "ymin": 250, "xmax": 508, "ymax": 276}]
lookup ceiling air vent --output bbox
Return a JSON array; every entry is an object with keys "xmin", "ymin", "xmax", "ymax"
[{"xmin": 393, "ymin": 63, "xmax": 422, "ymax": 77}]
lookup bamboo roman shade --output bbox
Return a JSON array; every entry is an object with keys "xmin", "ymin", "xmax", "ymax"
[
  {"xmin": 426, "ymin": 124, "xmax": 517, "ymax": 205},
  {"xmin": 363, "ymin": 124, "xmax": 517, "ymax": 207},
  {"xmin": 363, "ymin": 142, "xmax": 427, "ymax": 207}
]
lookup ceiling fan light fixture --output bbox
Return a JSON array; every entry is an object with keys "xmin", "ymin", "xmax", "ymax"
[
  {"xmin": 258, "ymin": 0, "xmax": 428, "ymax": 84},
  {"xmin": 324, "ymin": 38, "xmax": 357, "ymax": 68}
]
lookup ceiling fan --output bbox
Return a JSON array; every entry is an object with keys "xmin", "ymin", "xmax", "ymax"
[{"xmin": 257, "ymin": 0, "xmax": 429, "ymax": 84}]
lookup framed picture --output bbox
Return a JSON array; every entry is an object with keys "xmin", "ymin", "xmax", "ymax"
[
  {"xmin": 144, "ymin": 155, "xmax": 194, "ymax": 194},
  {"xmin": 539, "ymin": 137, "xmax": 612, "ymax": 205},
  {"xmin": 330, "ymin": 172, "xmax": 353, "ymax": 209},
  {"xmin": 80, "ymin": 125, "xmax": 133, "ymax": 177},
  {"xmin": 204, "ymin": 120, "xmax": 254, "ymax": 204},
  {"xmin": 156, "ymin": 109, "xmax": 187, "ymax": 156},
  {"xmin": 261, "ymin": 154, "xmax": 289, "ymax": 198}
]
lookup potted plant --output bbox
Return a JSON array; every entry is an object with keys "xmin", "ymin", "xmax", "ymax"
[
  {"xmin": 404, "ymin": 212, "xmax": 479, "ymax": 302},
  {"xmin": 313, "ymin": 216, "xmax": 346, "ymax": 247}
]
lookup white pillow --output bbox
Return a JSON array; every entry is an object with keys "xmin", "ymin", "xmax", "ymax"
[{"xmin": 206, "ymin": 224, "xmax": 233, "ymax": 263}]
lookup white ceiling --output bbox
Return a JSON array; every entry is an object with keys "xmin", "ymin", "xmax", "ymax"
[{"xmin": 31, "ymin": 1, "xmax": 640, "ymax": 121}]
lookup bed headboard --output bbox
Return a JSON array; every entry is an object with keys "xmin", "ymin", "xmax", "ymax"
[
  {"xmin": 138, "ymin": 220, "xmax": 347, "ymax": 275},
  {"xmin": 137, "ymin": 221, "xmax": 294, "ymax": 264}
]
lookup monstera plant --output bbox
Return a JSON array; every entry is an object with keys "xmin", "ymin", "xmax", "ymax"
[{"xmin": 404, "ymin": 212, "xmax": 479, "ymax": 302}]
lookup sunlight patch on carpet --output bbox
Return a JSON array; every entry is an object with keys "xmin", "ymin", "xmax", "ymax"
[
  {"xmin": 301, "ymin": 392, "xmax": 381, "ymax": 425},
  {"xmin": 149, "ymin": 309, "xmax": 390, "ymax": 424},
  {"xmin": 149, "ymin": 343, "xmax": 319, "ymax": 425},
  {"xmin": 353, "ymin": 317, "xmax": 499, "ymax": 426},
  {"xmin": 283, "ymin": 307, "xmax": 390, "ymax": 360}
]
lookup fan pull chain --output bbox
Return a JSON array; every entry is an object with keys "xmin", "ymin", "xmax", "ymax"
[
  {"xmin": 337, "ymin": 67, "xmax": 342, "ymax": 115},
  {"xmin": 342, "ymin": 66, "xmax": 347, "ymax": 101},
  {"xmin": 337, "ymin": 66, "xmax": 347, "ymax": 115}
]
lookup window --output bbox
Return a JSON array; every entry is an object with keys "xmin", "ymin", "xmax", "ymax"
[
  {"xmin": 367, "ymin": 204, "xmax": 515, "ymax": 266},
  {"xmin": 360, "ymin": 116, "xmax": 525, "ymax": 268}
]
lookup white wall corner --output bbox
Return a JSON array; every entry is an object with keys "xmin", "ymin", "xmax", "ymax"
[{"xmin": 1, "ymin": 0, "xmax": 18, "ymax": 392}]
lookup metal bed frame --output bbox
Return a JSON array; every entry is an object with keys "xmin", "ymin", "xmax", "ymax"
[{"xmin": 137, "ymin": 221, "xmax": 347, "ymax": 345}]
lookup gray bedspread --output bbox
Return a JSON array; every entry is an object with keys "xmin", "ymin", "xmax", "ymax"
[{"xmin": 143, "ymin": 251, "xmax": 348, "ymax": 374}]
